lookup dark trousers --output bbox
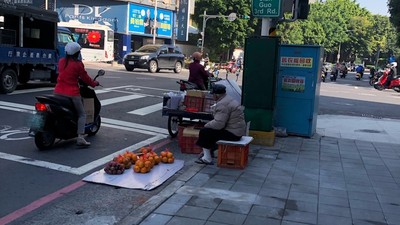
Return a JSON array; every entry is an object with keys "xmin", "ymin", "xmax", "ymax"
[{"xmin": 196, "ymin": 128, "xmax": 241, "ymax": 151}]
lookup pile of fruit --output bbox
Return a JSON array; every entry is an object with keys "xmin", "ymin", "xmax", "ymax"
[
  {"xmin": 103, "ymin": 146, "xmax": 175, "ymax": 175},
  {"xmin": 103, "ymin": 161, "xmax": 125, "ymax": 175}
]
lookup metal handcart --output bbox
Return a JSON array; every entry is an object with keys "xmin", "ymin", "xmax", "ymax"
[{"xmin": 162, "ymin": 92, "xmax": 214, "ymax": 137}]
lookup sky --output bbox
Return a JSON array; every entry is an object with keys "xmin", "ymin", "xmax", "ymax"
[{"xmin": 355, "ymin": 0, "xmax": 390, "ymax": 16}]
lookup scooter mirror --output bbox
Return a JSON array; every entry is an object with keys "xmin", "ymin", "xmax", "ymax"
[{"xmin": 97, "ymin": 70, "xmax": 105, "ymax": 76}]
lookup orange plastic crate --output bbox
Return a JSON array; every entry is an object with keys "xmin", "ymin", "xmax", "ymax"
[
  {"xmin": 179, "ymin": 136, "xmax": 202, "ymax": 154},
  {"xmin": 202, "ymin": 96, "xmax": 216, "ymax": 113},
  {"xmin": 184, "ymin": 96, "xmax": 204, "ymax": 112},
  {"xmin": 178, "ymin": 124, "xmax": 202, "ymax": 154},
  {"xmin": 217, "ymin": 144, "xmax": 249, "ymax": 169}
]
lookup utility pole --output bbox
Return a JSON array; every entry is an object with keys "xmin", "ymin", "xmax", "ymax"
[{"xmin": 200, "ymin": 11, "xmax": 237, "ymax": 54}]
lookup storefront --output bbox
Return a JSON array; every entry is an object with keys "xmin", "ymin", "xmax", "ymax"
[{"xmin": 54, "ymin": 0, "xmax": 180, "ymax": 63}]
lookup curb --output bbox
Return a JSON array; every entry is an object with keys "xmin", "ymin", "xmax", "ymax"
[{"xmin": 117, "ymin": 164, "xmax": 205, "ymax": 225}]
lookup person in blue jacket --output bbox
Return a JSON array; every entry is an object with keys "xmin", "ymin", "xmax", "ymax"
[{"xmin": 356, "ymin": 65, "xmax": 364, "ymax": 78}]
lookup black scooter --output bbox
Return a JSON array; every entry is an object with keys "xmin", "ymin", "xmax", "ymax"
[{"xmin": 29, "ymin": 70, "xmax": 105, "ymax": 150}]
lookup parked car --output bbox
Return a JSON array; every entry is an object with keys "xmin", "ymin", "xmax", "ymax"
[{"xmin": 123, "ymin": 44, "xmax": 185, "ymax": 73}]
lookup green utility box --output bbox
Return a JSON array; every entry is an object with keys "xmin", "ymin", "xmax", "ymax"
[{"xmin": 242, "ymin": 37, "xmax": 280, "ymax": 131}]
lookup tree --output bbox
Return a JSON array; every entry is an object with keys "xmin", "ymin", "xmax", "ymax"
[
  {"xmin": 388, "ymin": 0, "xmax": 400, "ymax": 45},
  {"xmin": 192, "ymin": 0, "xmax": 257, "ymax": 60}
]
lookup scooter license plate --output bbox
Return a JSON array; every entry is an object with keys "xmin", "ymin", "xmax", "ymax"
[{"xmin": 30, "ymin": 113, "xmax": 45, "ymax": 131}]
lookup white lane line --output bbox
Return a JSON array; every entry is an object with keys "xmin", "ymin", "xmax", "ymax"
[
  {"xmin": 0, "ymin": 135, "xmax": 167, "ymax": 175},
  {"xmin": 100, "ymin": 95, "xmax": 145, "ymax": 106},
  {"xmin": 75, "ymin": 135, "xmax": 166, "ymax": 175},
  {"xmin": 102, "ymin": 118, "xmax": 169, "ymax": 135},
  {"xmin": 8, "ymin": 87, "xmax": 54, "ymax": 95},
  {"xmin": 0, "ymin": 106, "xmax": 33, "ymax": 113},
  {"xmin": 0, "ymin": 101, "xmax": 35, "ymax": 111},
  {"xmin": 128, "ymin": 103, "xmax": 163, "ymax": 116},
  {"xmin": 0, "ymin": 152, "xmax": 76, "ymax": 174}
]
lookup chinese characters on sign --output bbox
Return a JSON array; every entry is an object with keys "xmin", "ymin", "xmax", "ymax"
[
  {"xmin": 280, "ymin": 57, "xmax": 313, "ymax": 68},
  {"xmin": 128, "ymin": 3, "xmax": 172, "ymax": 37},
  {"xmin": 282, "ymin": 76, "xmax": 305, "ymax": 93}
]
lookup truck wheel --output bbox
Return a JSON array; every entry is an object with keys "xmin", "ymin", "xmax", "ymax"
[
  {"xmin": 0, "ymin": 69, "xmax": 18, "ymax": 94},
  {"xmin": 174, "ymin": 62, "xmax": 182, "ymax": 73},
  {"xmin": 148, "ymin": 60, "xmax": 158, "ymax": 73}
]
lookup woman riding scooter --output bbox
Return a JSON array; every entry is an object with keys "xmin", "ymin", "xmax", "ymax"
[{"xmin": 54, "ymin": 42, "xmax": 100, "ymax": 146}]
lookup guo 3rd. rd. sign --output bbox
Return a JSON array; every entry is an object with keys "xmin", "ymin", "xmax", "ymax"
[{"xmin": 252, "ymin": 0, "xmax": 281, "ymax": 17}]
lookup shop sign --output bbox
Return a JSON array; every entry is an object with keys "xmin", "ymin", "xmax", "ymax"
[
  {"xmin": 128, "ymin": 3, "xmax": 172, "ymax": 38},
  {"xmin": 280, "ymin": 57, "xmax": 313, "ymax": 68}
]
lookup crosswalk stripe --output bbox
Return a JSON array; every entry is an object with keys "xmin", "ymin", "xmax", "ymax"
[
  {"xmin": 127, "ymin": 103, "xmax": 163, "ymax": 116},
  {"xmin": 100, "ymin": 95, "xmax": 145, "ymax": 106}
]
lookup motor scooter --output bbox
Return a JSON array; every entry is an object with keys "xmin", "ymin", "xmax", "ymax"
[
  {"xmin": 29, "ymin": 69, "xmax": 105, "ymax": 150},
  {"xmin": 355, "ymin": 72, "xmax": 362, "ymax": 80},
  {"xmin": 373, "ymin": 69, "xmax": 400, "ymax": 92}
]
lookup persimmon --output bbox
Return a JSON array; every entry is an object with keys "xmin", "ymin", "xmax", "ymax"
[
  {"xmin": 160, "ymin": 151, "xmax": 167, "ymax": 157},
  {"xmin": 162, "ymin": 156, "xmax": 168, "ymax": 163},
  {"xmin": 133, "ymin": 165, "xmax": 140, "ymax": 173},
  {"xmin": 140, "ymin": 167, "xmax": 148, "ymax": 173},
  {"xmin": 166, "ymin": 151, "xmax": 173, "ymax": 158},
  {"xmin": 168, "ymin": 157, "xmax": 174, "ymax": 163},
  {"xmin": 136, "ymin": 160, "xmax": 144, "ymax": 168}
]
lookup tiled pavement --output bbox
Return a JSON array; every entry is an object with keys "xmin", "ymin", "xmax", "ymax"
[{"xmin": 118, "ymin": 115, "xmax": 400, "ymax": 225}]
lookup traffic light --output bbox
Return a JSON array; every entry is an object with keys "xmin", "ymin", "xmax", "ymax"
[
  {"xmin": 197, "ymin": 38, "xmax": 202, "ymax": 47},
  {"xmin": 296, "ymin": 0, "xmax": 310, "ymax": 20}
]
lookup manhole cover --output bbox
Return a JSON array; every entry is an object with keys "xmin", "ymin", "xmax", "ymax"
[{"xmin": 355, "ymin": 129, "xmax": 383, "ymax": 134}]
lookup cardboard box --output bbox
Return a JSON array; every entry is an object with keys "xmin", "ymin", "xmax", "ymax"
[
  {"xmin": 83, "ymin": 98, "xmax": 95, "ymax": 124},
  {"xmin": 178, "ymin": 125, "xmax": 202, "ymax": 154},
  {"xmin": 186, "ymin": 90, "xmax": 208, "ymax": 97}
]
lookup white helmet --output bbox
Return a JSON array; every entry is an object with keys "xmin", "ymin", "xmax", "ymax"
[
  {"xmin": 65, "ymin": 42, "xmax": 81, "ymax": 55},
  {"xmin": 390, "ymin": 62, "xmax": 397, "ymax": 68}
]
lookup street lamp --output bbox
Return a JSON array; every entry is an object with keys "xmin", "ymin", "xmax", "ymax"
[
  {"xmin": 200, "ymin": 11, "xmax": 237, "ymax": 54},
  {"xmin": 152, "ymin": 0, "xmax": 159, "ymax": 44}
]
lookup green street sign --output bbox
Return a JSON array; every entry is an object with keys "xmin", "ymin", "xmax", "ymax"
[{"xmin": 252, "ymin": 0, "xmax": 281, "ymax": 17}]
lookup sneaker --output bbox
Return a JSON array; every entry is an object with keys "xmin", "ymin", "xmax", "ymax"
[{"xmin": 77, "ymin": 137, "xmax": 91, "ymax": 146}]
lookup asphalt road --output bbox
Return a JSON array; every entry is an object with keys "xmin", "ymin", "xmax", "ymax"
[{"xmin": 0, "ymin": 64, "xmax": 399, "ymax": 224}]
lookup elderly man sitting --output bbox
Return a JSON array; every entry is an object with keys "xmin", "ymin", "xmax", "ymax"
[{"xmin": 195, "ymin": 84, "xmax": 246, "ymax": 165}]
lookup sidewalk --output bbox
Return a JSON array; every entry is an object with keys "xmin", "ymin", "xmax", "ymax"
[{"xmin": 119, "ymin": 114, "xmax": 400, "ymax": 225}]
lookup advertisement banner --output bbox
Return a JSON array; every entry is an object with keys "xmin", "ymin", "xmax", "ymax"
[
  {"xmin": 128, "ymin": 3, "xmax": 172, "ymax": 38},
  {"xmin": 177, "ymin": 0, "xmax": 189, "ymax": 41},
  {"xmin": 57, "ymin": 0, "xmax": 127, "ymax": 33}
]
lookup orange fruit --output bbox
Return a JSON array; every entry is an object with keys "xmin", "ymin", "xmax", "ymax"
[{"xmin": 133, "ymin": 165, "xmax": 140, "ymax": 173}]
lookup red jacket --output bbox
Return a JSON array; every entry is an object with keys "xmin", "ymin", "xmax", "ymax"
[{"xmin": 54, "ymin": 58, "xmax": 97, "ymax": 96}]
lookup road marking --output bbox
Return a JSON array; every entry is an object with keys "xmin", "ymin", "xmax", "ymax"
[
  {"xmin": 0, "ymin": 180, "xmax": 86, "ymax": 225},
  {"xmin": 8, "ymin": 87, "xmax": 54, "ymax": 95},
  {"xmin": 0, "ymin": 101, "xmax": 34, "ymax": 111},
  {"xmin": 102, "ymin": 118, "xmax": 168, "ymax": 135},
  {"xmin": 0, "ymin": 138, "xmax": 174, "ymax": 225},
  {"xmin": 128, "ymin": 103, "xmax": 163, "ymax": 116},
  {"xmin": 100, "ymin": 95, "xmax": 145, "ymax": 106}
]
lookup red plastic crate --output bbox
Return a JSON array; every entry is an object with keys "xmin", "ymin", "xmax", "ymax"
[
  {"xmin": 202, "ymin": 96, "xmax": 216, "ymax": 113},
  {"xmin": 184, "ymin": 96, "xmax": 204, "ymax": 112},
  {"xmin": 178, "ymin": 124, "xmax": 202, "ymax": 154},
  {"xmin": 217, "ymin": 144, "xmax": 249, "ymax": 169},
  {"xmin": 179, "ymin": 136, "xmax": 202, "ymax": 154}
]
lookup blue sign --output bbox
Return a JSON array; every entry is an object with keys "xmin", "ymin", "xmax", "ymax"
[
  {"xmin": 177, "ymin": 0, "xmax": 189, "ymax": 41},
  {"xmin": 128, "ymin": 3, "xmax": 172, "ymax": 38},
  {"xmin": 57, "ymin": 0, "xmax": 127, "ymax": 33}
]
